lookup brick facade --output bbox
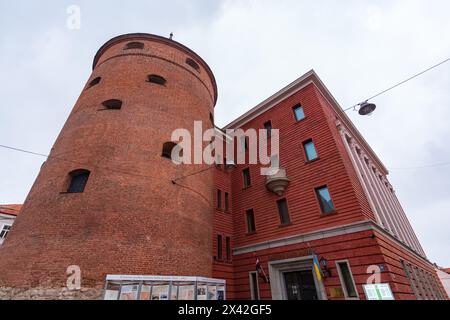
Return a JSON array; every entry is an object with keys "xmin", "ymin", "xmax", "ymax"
[
  {"xmin": 0, "ymin": 34, "xmax": 217, "ymax": 296},
  {"xmin": 0, "ymin": 33, "xmax": 446, "ymax": 300},
  {"xmin": 212, "ymin": 73, "xmax": 447, "ymax": 300}
]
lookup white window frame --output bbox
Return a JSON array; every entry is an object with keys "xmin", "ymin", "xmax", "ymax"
[
  {"xmin": 249, "ymin": 271, "xmax": 260, "ymax": 300},
  {"xmin": 336, "ymin": 260, "xmax": 359, "ymax": 300},
  {"xmin": 0, "ymin": 223, "xmax": 12, "ymax": 239}
]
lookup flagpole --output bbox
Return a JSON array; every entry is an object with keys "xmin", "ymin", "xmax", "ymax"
[{"xmin": 256, "ymin": 257, "xmax": 270, "ymax": 283}]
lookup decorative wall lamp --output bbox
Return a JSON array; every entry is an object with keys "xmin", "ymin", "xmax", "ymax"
[{"xmin": 265, "ymin": 168, "xmax": 290, "ymax": 196}]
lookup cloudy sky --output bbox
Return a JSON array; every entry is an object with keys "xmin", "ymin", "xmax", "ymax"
[{"xmin": 0, "ymin": 0, "xmax": 449, "ymax": 266}]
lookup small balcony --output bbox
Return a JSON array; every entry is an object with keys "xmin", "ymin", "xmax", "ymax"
[{"xmin": 265, "ymin": 168, "xmax": 290, "ymax": 196}]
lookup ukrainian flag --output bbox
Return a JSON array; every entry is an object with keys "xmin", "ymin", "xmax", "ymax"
[{"xmin": 313, "ymin": 255, "xmax": 323, "ymax": 282}]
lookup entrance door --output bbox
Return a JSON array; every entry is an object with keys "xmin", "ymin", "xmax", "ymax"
[{"xmin": 284, "ymin": 270, "xmax": 318, "ymax": 300}]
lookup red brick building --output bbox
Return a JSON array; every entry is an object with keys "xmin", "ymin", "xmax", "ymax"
[
  {"xmin": 212, "ymin": 71, "xmax": 447, "ymax": 300},
  {"xmin": 0, "ymin": 33, "xmax": 447, "ymax": 300},
  {"xmin": 0, "ymin": 205, "xmax": 21, "ymax": 247}
]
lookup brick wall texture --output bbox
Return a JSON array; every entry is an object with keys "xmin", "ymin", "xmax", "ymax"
[
  {"xmin": 0, "ymin": 34, "xmax": 217, "ymax": 294},
  {"xmin": 0, "ymin": 34, "xmax": 446, "ymax": 300}
]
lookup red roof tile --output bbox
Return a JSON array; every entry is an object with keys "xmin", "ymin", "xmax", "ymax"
[{"xmin": 0, "ymin": 204, "xmax": 22, "ymax": 216}]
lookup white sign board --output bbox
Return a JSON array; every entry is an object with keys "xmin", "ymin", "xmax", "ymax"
[{"xmin": 363, "ymin": 283, "xmax": 395, "ymax": 300}]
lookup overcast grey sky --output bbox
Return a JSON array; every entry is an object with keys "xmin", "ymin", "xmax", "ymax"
[{"xmin": 0, "ymin": 0, "xmax": 449, "ymax": 266}]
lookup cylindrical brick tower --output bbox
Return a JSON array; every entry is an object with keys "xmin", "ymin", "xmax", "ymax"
[{"xmin": 0, "ymin": 34, "xmax": 217, "ymax": 299}]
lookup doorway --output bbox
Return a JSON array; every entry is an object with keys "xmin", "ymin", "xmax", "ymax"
[
  {"xmin": 268, "ymin": 256, "xmax": 327, "ymax": 300},
  {"xmin": 284, "ymin": 270, "xmax": 318, "ymax": 300}
]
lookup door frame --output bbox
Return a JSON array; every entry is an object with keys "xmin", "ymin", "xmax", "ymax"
[
  {"xmin": 268, "ymin": 256, "xmax": 327, "ymax": 300},
  {"xmin": 283, "ymin": 270, "xmax": 318, "ymax": 300}
]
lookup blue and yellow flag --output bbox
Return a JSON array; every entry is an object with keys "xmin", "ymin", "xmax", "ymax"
[{"xmin": 312, "ymin": 254, "xmax": 323, "ymax": 282}]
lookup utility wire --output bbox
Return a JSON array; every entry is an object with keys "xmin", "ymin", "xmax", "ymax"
[
  {"xmin": 390, "ymin": 161, "xmax": 450, "ymax": 171},
  {"xmin": 0, "ymin": 144, "xmax": 180, "ymax": 185},
  {"xmin": 0, "ymin": 143, "xmax": 214, "ymax": 181},
  {"xmin": 0, "ymin": 144, "xmax": 48, "ymax": 158},
  {"xmin": 3, "ymin": 55, "xmax": 450, "ymax": 177},
  {"xmin": 0, "ymin": 144, "xmax": 160, "ymax": 181},
  {"xmin": 4, "ymin": 142, "xmax": 450, "ymax": 176},
  {"xmin": 172, "ymin": 166, "xmax": 214, "ymax": 182},
  {"xmin": 2, "ymin": 59, "xmax": 449, "ymax": 172},
  {"xmin": 0, "ymin": 143, "xmax": 213, "ymax": 205},
  {"xmin": 171, "ymin": 180, "xmax": 212, "ymax": 206},
  {"xmin": 344, "ymin": 57, "xmax": 450, "ymax": 112}
]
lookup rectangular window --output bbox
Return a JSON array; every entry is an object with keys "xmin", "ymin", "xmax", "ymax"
[
  {"xmin": 243, "ymin": 168, "xmax": 251, "ymax": 188},
  {"xmin": 249, "ymin": 272, "xmax": 260, "ymax": 300},
  {"xmin": 217, "ymin": 235, "xmax": 222, "ymax": 260},
  {"xmin": 336, "ymin": 261, "xmax": 358, "ymax": 299},
  {"xmin": 241, "ymin": 136, "xmax": 248, "ymax": 152},
  {"xmin": 293, "ymin": 104, "xmax": 305, "ymax": 121},
  {"xmin": 217, "ymin": 190, "xmax": 222, "ymax": 209},
  {"xmin": 226, "ymin": 237, "xmax": 231, "ymax": 261},
  {"xmin": 277, "ymin": 199, "xmax": 291, "ymax": 225},
  {"xmin": 264, "ymin": 121, "xmax": 272, "ymax": 138},
  {"xmin": 315, "ymin": 186, "xmax": 336, "ymax": 214},
  {"xmin": 0, "ymin": 224, "xmax": 11, "ymax": 239},
  {"xmin": 303, "ymin": 139, "xmax": 318, "ymax": 161},
  {"xmin": 215, "ymin": 154, "xmax": 222, "ymax": 168},
  {"xmin": 246, "ymin": 209, "xmax": 256, "ymax": 233},
  {"xmin": 225, "ymin": 192, "xmax": 229, "ymax": 212}
]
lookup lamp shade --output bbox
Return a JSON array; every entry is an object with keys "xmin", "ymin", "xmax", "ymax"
[{"xmin": 358, "ymin": 101, "xmax": 377, "ymax": 116}]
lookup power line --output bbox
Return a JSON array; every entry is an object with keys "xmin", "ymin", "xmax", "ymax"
[
  {"xmin": 0, "ymin": 144, "xmax": 160, "ymax": 180},
  {"xmin": 172, "ymin": 166, "xmax": 214, "ymax": 182},
  {"xmin": 344, "ymin": 57, "xmax": 450, "ymax": 112},
  {"xmin": 0, "ymin": 144, "xmax": 48, "ymax": 158},
  {"xmin": 0, "ymin": 143, "xmax": 215, "ymax": 183},
  {"xmin": 3, "ymin": 142, "xmax": 450, "ymax": 178},
  {"xmin": 390, "ymin": 161, "xmax": 450, "ymax": 171},
  {"xmin": 6, "ymin": 144, "xmax": 165, "ymax": 180},
  {"xmin": 0, "ymin": 143, "xmax": 211, "ymax": 201},
  {"xmin": 171, "ymin": 180, "xmax": 212, "ymax": 206},
  {"xmin": 2, "ymin": 58, "xmax": 449, "ymax": 172}
]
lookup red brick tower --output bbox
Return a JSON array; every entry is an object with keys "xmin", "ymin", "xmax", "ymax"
[{"xmin": 0, "ymin": 34, "xmax": 217, "ymax": 298}]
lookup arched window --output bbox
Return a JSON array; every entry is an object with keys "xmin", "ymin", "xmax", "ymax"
[
  {"xmin": 67, "ymin": 170, "xmax": 90, "ymax": 193},
  {"xmin": 88, "ymin": 77, "xmax": 101, "ymax": 88},
  {"xmin": 147, "ymin": 74, "xmax": 167, "ymax": 86},
  {"xmin": 102, "ymin": 99, "xmax": 122, "ymax": 110},
  {"xmin": 124, "ymin": 41, "xmax": 144, "ymax": 50},
  {"xmin": 162, "ymin": 142, "xmax": 183, "ymax": 163},
  {"xmin": 162, "ymin": 142, "xmax": 177, "ymax": 159},
  {"xmin": 186, "ymin": 58, "xmax": 200, "ymax": 72}
]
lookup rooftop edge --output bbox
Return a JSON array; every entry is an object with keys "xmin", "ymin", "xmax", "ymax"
[{"xmin": 92, "ymin": 33, "xmax": 218, "ymax": 106}]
